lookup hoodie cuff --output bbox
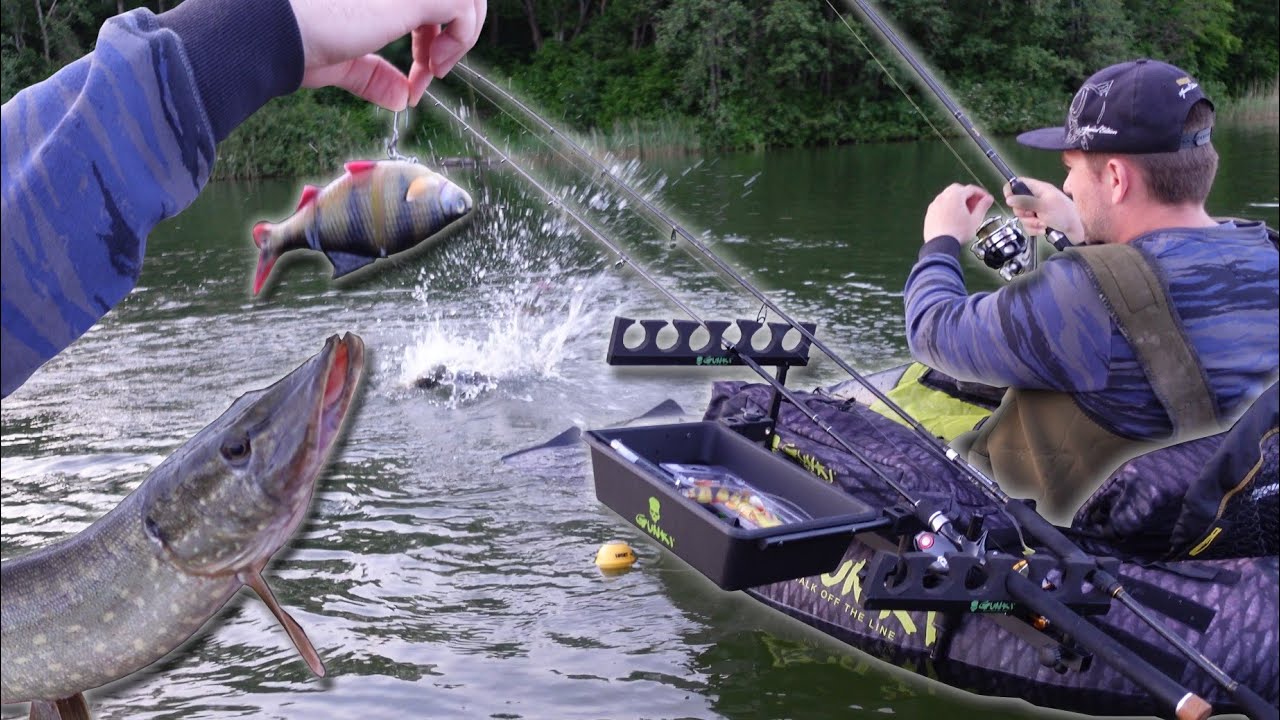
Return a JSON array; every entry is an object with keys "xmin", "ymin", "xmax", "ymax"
[
  {"xmin": 157, "ymin": 0, "xmax": 304, "ymax": 142},
  {"xmin": 920, "ymin": 235, "xmax": 962, "ymax": 260}
]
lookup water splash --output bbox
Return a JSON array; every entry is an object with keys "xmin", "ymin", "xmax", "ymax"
[
  {"xmin": 397, "ymin": 274, "xmax": 606, "ymax": 403},
  {"xmin": 393, "ymin": 177, "xmax": 621, "ymax": 403},
  {"xmin": 390, "ymin": 142, "xmax": 760, "ymax": 405}
]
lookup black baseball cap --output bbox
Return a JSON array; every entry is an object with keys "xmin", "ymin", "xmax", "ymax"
[{"xmin": 1017, "ymin": 59, "xmax": 1214, "ymax": 154}]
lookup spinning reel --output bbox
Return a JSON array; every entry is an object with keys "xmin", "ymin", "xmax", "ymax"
[{"xmin": 972, "ymin": 215, "xmax": 1034, "ymax": 281}]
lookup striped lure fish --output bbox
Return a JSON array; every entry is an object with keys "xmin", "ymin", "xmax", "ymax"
[
  {"xmin": 252, "ymin": 160, "xmax": 473, "ymax": 295},
  {"xmin": 1, "ymin": 334, "xmax": 364, "ymax": 719},
  {"xmin": 681, "ymin": 483, "xmax": 786, "ymax": 529}
]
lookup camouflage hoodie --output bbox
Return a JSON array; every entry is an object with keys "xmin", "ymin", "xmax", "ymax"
[
  {"xmin": 1, "ymin": 0, "xmax": 303, "ymax": 397},
  {"xmin": 904, "ymin": 225, "xmax": 1279, "ymax": 439}
]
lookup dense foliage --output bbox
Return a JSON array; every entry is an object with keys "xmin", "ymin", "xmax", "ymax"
[{"xmin": 4, "ymin": 0, "xmax": 1276, "ymax": 176}]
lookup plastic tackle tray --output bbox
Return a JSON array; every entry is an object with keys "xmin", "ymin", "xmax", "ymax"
[{"xmin": 584, "ymin": 421, "xmax": 887, "ymax": 590}]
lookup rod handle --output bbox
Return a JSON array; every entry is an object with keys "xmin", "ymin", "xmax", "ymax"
[
  {"xmin": 1005, "ymin": 570, "xmax": 1211, "ymax": 720},
  {"xmin": 1044, "ymin": 228, "xmax": 1072, "ymax": 251},
  {"xmin": 1008, "ymin": 179, "xmax": 1074, "ymax": 251},
  {"xmin": 1175, "ymin": 693, "xmax": 1212, "ymax": 720}
]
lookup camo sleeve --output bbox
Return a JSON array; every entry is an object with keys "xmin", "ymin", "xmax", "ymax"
[
  {"xmin": 0, "ymin": 0, "xmax": 302, "ymax": 398},
  {"xmin": 903, "ymin": 236, "xmax": 1113, "ymax": 391}
]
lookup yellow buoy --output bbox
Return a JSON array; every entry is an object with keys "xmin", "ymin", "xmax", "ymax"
[{"xmin": 595, "ymin": 541, "xmax": 637, "ymax": 572}]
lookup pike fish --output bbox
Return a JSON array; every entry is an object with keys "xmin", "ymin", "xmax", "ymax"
[
  {"xmin": 252, "ymin": 160, "xmax": 473, "ymax": 295},
  {"xmin": 1, "ymin": 333, "xmax": 365, "ymax": 719}
]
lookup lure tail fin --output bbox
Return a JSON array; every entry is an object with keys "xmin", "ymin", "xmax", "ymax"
[
  {"xmin": 29, "ymin": 694, "xmax": 90, "ymax": 720},
  {"xmin": 251, "ymin": 222, "xmax": 282, "ymax": 295},
  {"xmin": 252, "ymin": 248, "xmax": 279, "ymax": 296},
  {"xmin": 252, "ymin": 221, "xmax": 272, "ymax": 249},
  {"xmin": 243, "ymin": 570, "xmax": 326, "ymax": 677}
]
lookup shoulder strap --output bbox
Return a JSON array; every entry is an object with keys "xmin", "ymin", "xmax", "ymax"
[{"xmin": 1072, "ymin": 244, "xmax": 1219, "ymax": 434}]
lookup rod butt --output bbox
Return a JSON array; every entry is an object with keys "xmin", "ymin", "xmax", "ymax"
[{"xmin": 1175, "ymin": 693, "xmax": 1211, "ymax": 720}]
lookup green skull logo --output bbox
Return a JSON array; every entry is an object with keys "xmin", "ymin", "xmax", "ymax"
[{"xmin": 649, "ymin": 497, "xmax": 661, "ymax": 523}]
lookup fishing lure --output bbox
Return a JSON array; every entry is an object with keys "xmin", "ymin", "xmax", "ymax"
[
  {"xmin": 681, "ymin": 482, "xmax": 786, "ymax": 529},
  {"xmin": 251, "ymin": 160, "xmax": 473, "ymax": 295}
]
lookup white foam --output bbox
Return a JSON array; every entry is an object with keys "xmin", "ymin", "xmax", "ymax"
[{"xmin": 397, "ymin": 275, "xmax": 604, "ymax": 402}]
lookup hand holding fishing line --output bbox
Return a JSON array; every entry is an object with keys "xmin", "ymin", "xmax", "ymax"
[
  {"xmin": 1003, "ymin": 179, "xmax": 1087, "ymax": 247},
  {"xmin": 290, "ymin": 0, "xmax": 487, "ymax": 110},
  {"xmin": 922, "ymin": 184, "xmax": 996, "ymax": 244}
]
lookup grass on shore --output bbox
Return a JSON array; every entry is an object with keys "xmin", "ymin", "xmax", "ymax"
[{"xmin": 1217, "ymin": 80, "xmax": 1280, "ymax": 125}]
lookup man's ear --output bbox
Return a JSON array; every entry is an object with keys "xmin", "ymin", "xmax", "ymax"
[{"xmin": 1108, "ymin": 157, "xmax": 1138, "ymax": 205}]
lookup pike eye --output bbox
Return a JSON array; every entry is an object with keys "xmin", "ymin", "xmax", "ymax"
[
  {"xmin": 143, "ymin": 515, "xmax": 165, "ymax": 544},
  {"xmin": 221, "ymin": 434, "xmax": 252, "ymax": 464}
]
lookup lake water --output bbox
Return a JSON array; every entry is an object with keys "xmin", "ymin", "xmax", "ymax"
[{"xmin": 2, "ymin": 120, "xmax": 1276, "ymax": 720}]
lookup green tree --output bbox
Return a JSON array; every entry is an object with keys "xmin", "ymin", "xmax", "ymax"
[
  {"xmin": 5, "ymin": 0, "xmax": 1274, "ymax": 163},
  {"xmin": 1124, "ymin": 0, "xmax": 1241, "ymax": 84},
  {"xmin": 1224, "ymin": 0, "xmax": 1279, "ymax": 94},
  {"xmin": 656, "ymin": 0, "xmax": 752, "ymax": 143}
]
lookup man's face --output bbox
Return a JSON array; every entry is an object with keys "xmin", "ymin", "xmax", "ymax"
[{"xmin": 1061, "ymin": 150, "xmax": 1114, "ymax": 245}]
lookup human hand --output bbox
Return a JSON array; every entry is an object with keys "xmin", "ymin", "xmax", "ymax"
[
  {"xmin": 1003, "ymin": 178, "xmax": 1085, "ymax": 246},
  {"xmin": 922, "ymin": 184, "xmax": 995, "ymax": 244},
  {"xmin": 290, "ymin": 0, "xmax": 487, "ymax": 111}
]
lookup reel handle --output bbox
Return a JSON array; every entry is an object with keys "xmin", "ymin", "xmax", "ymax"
[{"xmin": 1008, "ymin": 179, "xmax": 1074, "ymax": 251}]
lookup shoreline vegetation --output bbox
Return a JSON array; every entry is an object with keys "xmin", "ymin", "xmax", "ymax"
[
  {"xmin": 3, "ymin": 1, "xmax": 1277, "ymax": 180},
  {"xmin": 210, "ymin": 82, "xmax": 1279, "ymax": 180}
]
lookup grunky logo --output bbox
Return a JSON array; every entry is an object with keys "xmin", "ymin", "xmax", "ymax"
[{"xmin": 636, "ymin": 496, "xmax": 674, "ymax": 548}]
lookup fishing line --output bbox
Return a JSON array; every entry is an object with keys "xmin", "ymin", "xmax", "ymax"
[
  {"xmin": 423, "ymin": 88, "xmax": 964, "ymax": 528},
  {"xmin": 450, "ymin": 60, "xmax": 1018, "ymax": 523},
  {"xmin": 447, "ymin": 64, "xmax": 1010, "ymax": 545},
  {"xmin": 826, "ymin": 0, "xmax": 1036, "ymax": 276},
  {"xmin": 447, "ymin": 66, "xmax": 752, "ymax": 300},
  {"xmin": 822, "ymin": 0, "xmax": 987, "ymax": 190}
]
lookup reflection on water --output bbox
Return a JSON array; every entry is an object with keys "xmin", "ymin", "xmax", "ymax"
[{"xmin": 2, "ymin": 127, "xmax": 1275, "ymax": 720}]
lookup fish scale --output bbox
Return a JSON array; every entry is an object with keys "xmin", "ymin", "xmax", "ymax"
[{"xmin": 2, "ymin": 505, "xmax": 238, "ymax": 702}]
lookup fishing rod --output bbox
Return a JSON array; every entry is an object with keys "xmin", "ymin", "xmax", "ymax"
[
  {"xmin": 422, "ymin": 88, "xmax": 1223, "ymax": 720},
  {"xmin": 444, "ymin": 65, "xmax": 1275, "ymax": 720},
  {"xmin": 838, "ymin": 0, "xmax": 1075, "ymax": 279},
  {"xmin": 452, "ymin": 60, "xmax": 1009, "ymax": 498},
  {"xmin": 419, "ymin": 89, "xmax": 965, "ymax": 545}
]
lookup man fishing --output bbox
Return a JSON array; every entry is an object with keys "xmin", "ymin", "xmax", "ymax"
[
  {"xmin": 903, "ymin": 59, "xmax": 1279, "ymax": 522},
  {"xmin": 0, "ymin": 0, "xmax": 486, "ymax": 398}
]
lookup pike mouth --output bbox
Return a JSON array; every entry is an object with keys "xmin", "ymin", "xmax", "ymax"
[{"xmin": 314, "ymin": 333, "xmax": 364, "ymax": 459}]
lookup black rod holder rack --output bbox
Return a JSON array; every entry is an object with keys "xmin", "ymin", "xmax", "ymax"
[{"xmin": 606, "ymin": 317, "xmax": 817, "ymax": 367}]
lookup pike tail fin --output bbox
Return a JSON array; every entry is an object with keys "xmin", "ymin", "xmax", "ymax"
[
  {"xmin": 242, "ymin": 570, "xmax": 326, "ymax": 677},
  {"xmin": 29, "ymin": 694, "xmax": 90, "ymax": 720}
]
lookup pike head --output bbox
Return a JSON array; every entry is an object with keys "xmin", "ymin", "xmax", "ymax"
[{"xmin": 138, "ymin": 332, "xmax": 365, "ymax": 675}]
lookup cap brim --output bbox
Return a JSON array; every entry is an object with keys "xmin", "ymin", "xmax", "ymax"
[{"xmin": 1016, "ymin": 126, "xmax": 1079, "ymax": 151}]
